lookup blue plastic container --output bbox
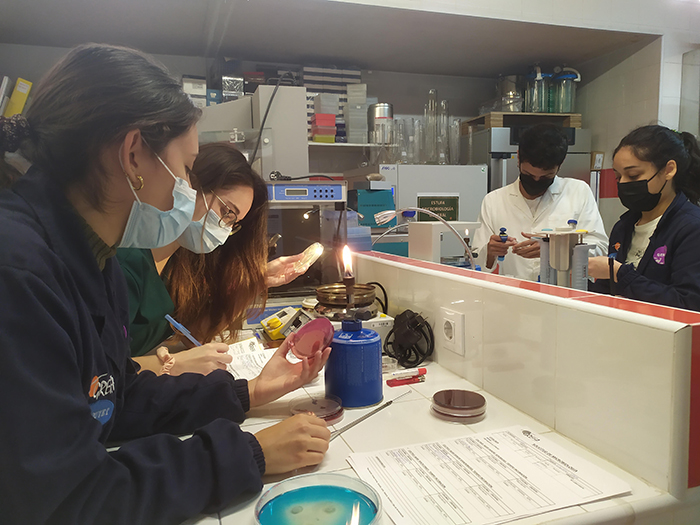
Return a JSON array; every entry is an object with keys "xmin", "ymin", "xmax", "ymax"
[{"xmin": 325, "ymin": 320, "xmax": 383, "ymax": 408}]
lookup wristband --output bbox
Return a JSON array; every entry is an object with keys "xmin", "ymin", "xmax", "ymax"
[{"xmin": 608, "ymin": 257, "xmax": 616, "ymax": 296}]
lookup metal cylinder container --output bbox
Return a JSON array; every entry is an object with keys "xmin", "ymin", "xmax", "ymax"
[{"xmin": 368, "ymin": 103, "xmax": 394, "ymax": 144}]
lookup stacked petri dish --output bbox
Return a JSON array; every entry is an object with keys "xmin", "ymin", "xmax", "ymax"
[{"xmin": 431, "ymin": 389, "xmax": 486, "ymax": 422}]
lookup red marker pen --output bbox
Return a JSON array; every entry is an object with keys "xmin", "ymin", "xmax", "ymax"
[{"xmin": 386, "ymin": 375, "xmax": 426, "ymax": 387}]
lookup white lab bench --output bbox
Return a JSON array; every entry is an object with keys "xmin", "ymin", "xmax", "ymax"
[
  {"xmin": 188, "ymin": 249, "xmax": 700, "ymax": 524},
  {"xmin": 188, "ymin": 362, "xmax": 691, "ymax": 524}
]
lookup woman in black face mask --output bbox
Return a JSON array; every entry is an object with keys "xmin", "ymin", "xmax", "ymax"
[{"xmin": 588, "ymin": 125, "xmax": 700, "ymax": 311}]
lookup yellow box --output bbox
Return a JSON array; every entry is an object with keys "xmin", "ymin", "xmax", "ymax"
[
  {"xmin": 3, "ymin": 78, "xmax": 32, "ymax": 117},
  {"xmin": 312, "ymin": 135, "xmax": 336, "ymax": 143}
]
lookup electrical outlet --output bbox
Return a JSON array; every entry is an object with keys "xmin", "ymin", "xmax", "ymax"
[{"xmin": 439, "ymin": 307, "xmax": 465, "ymax": 356}]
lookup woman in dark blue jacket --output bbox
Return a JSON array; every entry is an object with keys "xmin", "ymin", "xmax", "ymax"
[
  {"xmin": 0, "ymin": 44, "xmax": 329, "ymax": 524},
  {"xmin": 588, "ymin": 125, "xmax": 700, "ymax": 311}
]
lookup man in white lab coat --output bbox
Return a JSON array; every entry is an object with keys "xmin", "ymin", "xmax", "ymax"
[{"xmin": 472, "ymin": 124, "xmax": 608, "ymax": 281}]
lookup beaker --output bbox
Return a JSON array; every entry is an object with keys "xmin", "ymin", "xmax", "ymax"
[
  {"xmin": 437, "ymin": 100, "xmax": 450, "ymax": 165},
  {"xmin": 450, "ymin": 119, "xmax": 461, "ymax": 165},
  {"xmin": 424, "ymin": 90, "xmax": 438, "ymax": 164},
  {"xmin": 552, "ymin": 68, "xmax": 581, "ymax": 113}
]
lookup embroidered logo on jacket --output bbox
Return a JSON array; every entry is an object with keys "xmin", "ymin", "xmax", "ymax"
[
  {"xmin": 88, "ymin": 374, "xmax": 115, "ymax": 425},
  {"xmin": 653, "ymin": 246, "xmax": 667, "ymax": 265}
]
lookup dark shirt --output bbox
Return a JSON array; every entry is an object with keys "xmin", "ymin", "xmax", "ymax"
[
  {"xmin": 0, "ymin": 167, "xmax": 264, "ymax": 524},
  {"xmin": 593, "ymin": 191, "xmax": 700, "ymax": 311},
  {"xmin": 116, "ymin": 248, "xmax": 174, "ymax": 356}
]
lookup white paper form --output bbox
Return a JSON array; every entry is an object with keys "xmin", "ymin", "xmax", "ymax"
[
  {"xmin": 226, "ymin": 337, "xmax": 275, "ymax": 380},
  {"xmin": 348, "ymin": 426, "xmax": 631, "ymax": 525}
]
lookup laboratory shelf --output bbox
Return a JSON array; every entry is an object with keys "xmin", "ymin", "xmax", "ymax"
[{"xmin": 308, "ymin": 142, "xmax": 391, "ymax": 148}]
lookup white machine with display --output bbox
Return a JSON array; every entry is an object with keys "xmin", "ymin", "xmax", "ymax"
[{"xmin": 407, "ymin": 220, "xmax": 481, "ymax": 266}]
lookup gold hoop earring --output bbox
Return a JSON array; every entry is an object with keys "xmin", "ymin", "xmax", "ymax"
[{"xmin": 131, "ymin": 175, "xmax": 144, "ymax": 191}]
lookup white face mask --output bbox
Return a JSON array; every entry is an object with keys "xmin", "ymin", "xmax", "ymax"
[
  {"xmin": 117, "ymin": 149, "xmax": 197, "ymax": 249},
  {"xmin": 177, "ymin": 196, "xmax": 233, "ymax": 254}
]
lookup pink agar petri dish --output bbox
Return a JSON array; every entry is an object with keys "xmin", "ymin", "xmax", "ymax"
[{"xmin": 289, "ymin": 317, "xmax": 334, "ymax": 359}]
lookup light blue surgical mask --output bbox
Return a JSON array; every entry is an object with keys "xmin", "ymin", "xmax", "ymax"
[
  {"xmin": 118, "ymin": 151, "xmax": 197, "ymax": 249},
  {"xmin": 177, "ymin": 196, "xmax": 232, "ymax": 254}
]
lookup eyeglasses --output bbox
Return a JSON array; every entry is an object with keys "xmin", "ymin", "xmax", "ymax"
[{"xmin": 211, "ymin": 190, "xmax": 242, "ymax": 234}]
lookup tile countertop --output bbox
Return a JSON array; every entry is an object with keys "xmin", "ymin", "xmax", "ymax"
[{"xmin": 193, "ymin": 363, "xmax": 685, "ymax": 525}]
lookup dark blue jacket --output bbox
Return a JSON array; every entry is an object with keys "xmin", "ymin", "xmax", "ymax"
[
  {"xmin": 605, "ymin": 191, "xmax": 700, "ymax": 311},
  {"xmin": 0, "ymin": 168, "xmax": 265, "ymax": 524}
]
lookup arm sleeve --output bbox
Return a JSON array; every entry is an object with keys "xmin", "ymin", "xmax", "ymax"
[
  {"xmin": 472, "ymin": 196, "xmax": 498, "ymax": 272},
  {"xmin": 616, "ymin": 225, "xmax": 700, "ymax": 311},
  {"xmin": 575, "ymin": 183, "xmax": 609, "ymax": 257},
  {"xmin": 110, "ymin": 367, "xmax": 251, "ymax": 440},
  {"xmin": 0, "ymin": 266, "xmax": 264, "ymax": 525}
]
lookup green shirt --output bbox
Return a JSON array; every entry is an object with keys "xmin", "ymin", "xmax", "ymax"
[{"xmin": 116, "ymin": 248, "xmax": 174, "ymax": 357}]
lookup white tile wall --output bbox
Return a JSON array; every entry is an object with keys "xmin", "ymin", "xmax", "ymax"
[
  {"xmin": 355, "ymin": 253, "xmax": 694, "ymax": 496},
  {"xmin": 555, "ymin": 305, "xmax": 683, "ymax": 493},
  {"xmin": 482, "ymin": 287, "xmax": 558, "ymax": 427}
]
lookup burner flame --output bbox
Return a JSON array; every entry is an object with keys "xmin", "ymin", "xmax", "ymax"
[{"xmin": 342, "ymin": 245, "xmax": 353, "ymax": 279}]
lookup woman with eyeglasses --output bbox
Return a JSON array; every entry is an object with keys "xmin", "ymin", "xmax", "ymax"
[
  {"xmin": 118, "ymin": 141, "xmax": 302, "ymax": 374},
  {"xmin": 588, "ymin": 125, "xmax": 700, "ymax": 310},
  {"xmin": 0, "ymin": 43, "xmax": 330, "ymax": 524}
]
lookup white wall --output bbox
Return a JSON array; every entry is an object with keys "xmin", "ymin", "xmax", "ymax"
[
  {"xmin": 577, "ymin": 39, "xmax": 662, "ymax": 168},
  {"xmin": 681, "ymin": 49, "xmax": 700, "ymax": 137}
]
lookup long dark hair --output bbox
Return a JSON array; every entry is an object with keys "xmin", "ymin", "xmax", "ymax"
[
  {"xmin": 614, "ymin": 125, "xmax": 700, "ymax": 204},
  {"xmin": 163, "ymin": 142, "xmax": 269, "ymax": 343},
  {"xmin": 0, "ymin": 43, "xmax": 200, "ymax": 208}
]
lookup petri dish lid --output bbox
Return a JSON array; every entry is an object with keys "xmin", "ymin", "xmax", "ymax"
[
  {"xmin": 293, "ymin": 242, "xmax": 324, "ymax": 272},
  {"xmin": 289, "ymin": 316, "xmax": 334, "ymax": 358},
  {"xmin": 432, "ymin": 390, "xmax": 486, "ymax": 417},
  {"xmin": 430, "ymin": 405, "xmax": 486, "ymax": 423},
  {"xmin": 291, "ymin": 395, "xmax": 343, "ymax": 424},
  {"xmin": 255, "ymin": 472, "xmax": 381, "ymax": 525}
]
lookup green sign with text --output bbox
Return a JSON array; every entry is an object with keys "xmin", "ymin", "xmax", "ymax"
[{"xmin": 416, "ymin": 196, "xmax": 459, "ymax": 221}]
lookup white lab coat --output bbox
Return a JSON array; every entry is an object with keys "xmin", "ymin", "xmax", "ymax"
[{"xmin": 472, "ymin": 177, "xmax": 608, "ymax": 281}]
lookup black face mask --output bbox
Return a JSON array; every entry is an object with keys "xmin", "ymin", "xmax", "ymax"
[
  {"xmin": 617, "ymin": 168, "xmax": 667, "ymax": 212},
  {"xmin": 519, "ymin": 172, "xmax": 555, "ymax": 197}
]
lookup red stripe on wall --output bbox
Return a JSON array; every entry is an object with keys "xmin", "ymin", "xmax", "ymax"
[
  {"xmin": 690, "ymin": 324, "xmax": 700, "ymax": 487},
  {"xmin": 599, "ymin": 168, "xmax": 618, "ymax": 199}
]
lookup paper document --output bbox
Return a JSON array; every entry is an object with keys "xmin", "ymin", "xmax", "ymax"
[
  {"xmin": 348, "ymin": 426, "xmax": 631, "ymax": 525},
  {"xmin": 226, "ymin": 337, "xmax": 275, "ymax": 380}
]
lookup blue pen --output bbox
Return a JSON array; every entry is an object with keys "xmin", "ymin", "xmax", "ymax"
[{"xmin": 165, "ymin": 314, "xmax": 202, "ymax": 347}]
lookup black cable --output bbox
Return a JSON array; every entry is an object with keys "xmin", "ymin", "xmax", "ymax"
[
  {"xmin": 366, "ymin": 281, "xmax": 388, "ymax": 314},
  {"xmin": 249, "ymin": 71, "xmax": 294, "ymax": 166},
  {"xmin": 382, "ymin": 310, "xmax": 434, "ymax": 368},
  {"xmin": 374, "ymin": 296, "xmax": 386, "ymax": 314},
  {"xmin": 269, "ymin": 172, "xmax": 336, "ymax": 181}
]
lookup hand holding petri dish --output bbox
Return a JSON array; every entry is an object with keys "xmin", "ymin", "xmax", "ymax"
[
  {"xmin": 288, "ymin": 316, "xmax": 334, "ymax": 359},
  {"xmin": 293, "ymin": 242, "xmax": 324, "ymax": 273}
]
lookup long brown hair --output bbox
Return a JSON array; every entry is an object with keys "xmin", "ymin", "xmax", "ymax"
[{"xmin": 163, "ymin": 142, "xmax": 269, "ymax": 343}]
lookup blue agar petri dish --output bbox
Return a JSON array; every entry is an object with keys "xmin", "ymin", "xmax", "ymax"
[{"xmin": 255, "ymin": 472, "xmax": 381, "ymax": 525}]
